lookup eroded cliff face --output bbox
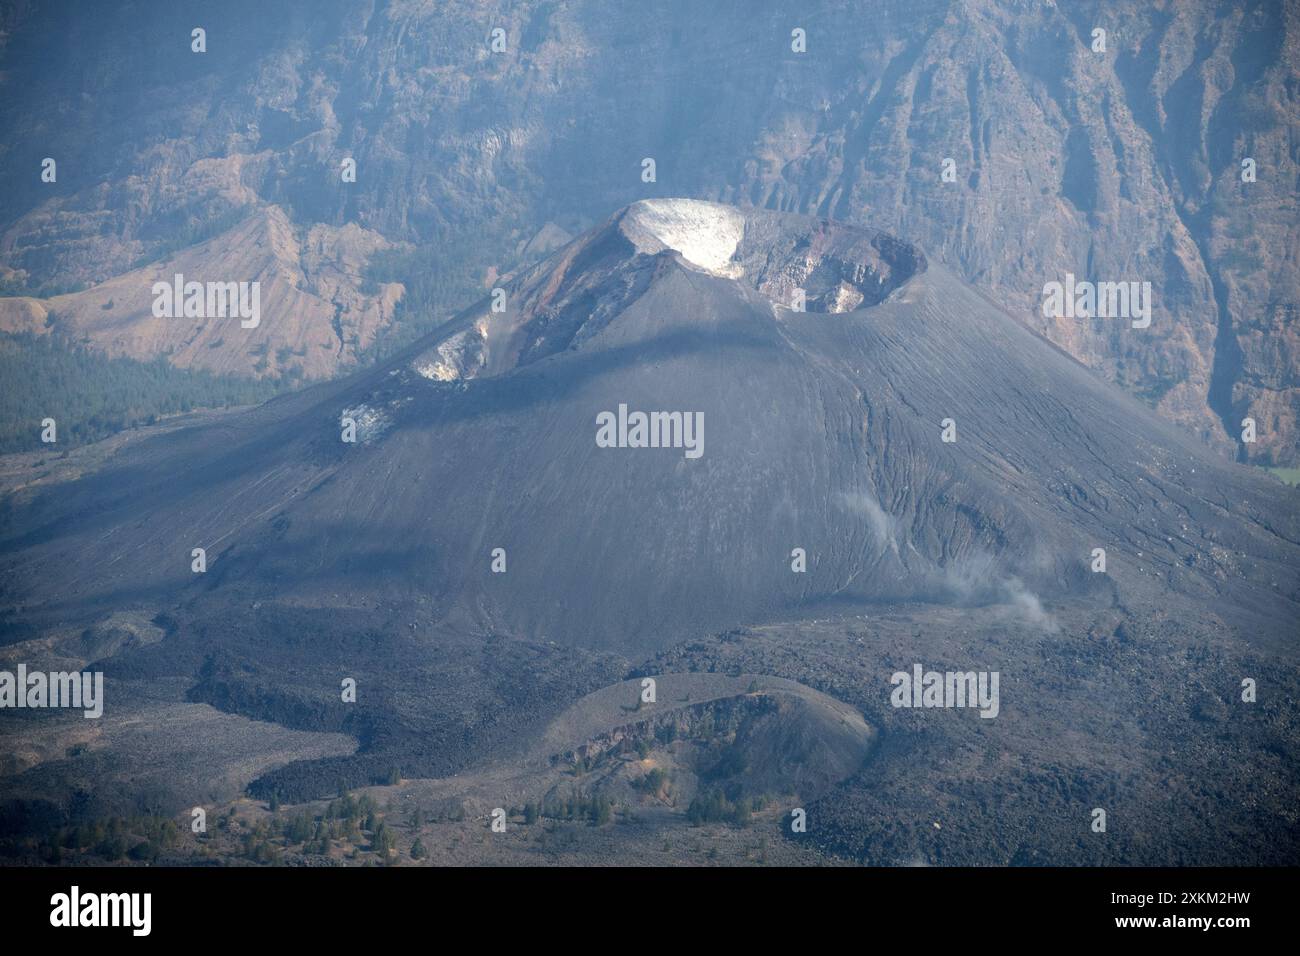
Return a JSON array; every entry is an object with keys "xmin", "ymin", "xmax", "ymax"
[
  {"xmin": 1, "ymin": 206, "xmax": 402, "ymax": 379},
  {"xmin": 0, "ymin": 0, "xmax": 1294, "ymax": 461},
  {"xmin": 703, "ymin": 0, "xmax": 1298, "ymax": 465}
]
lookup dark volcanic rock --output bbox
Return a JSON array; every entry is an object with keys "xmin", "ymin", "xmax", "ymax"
[
  {"xmin": 2, "ymin": 202, "xmax": 1295, "ymax": 653},
  {"xmin": 1, "ymin": 202, "xmax": 1296, "ymax": 862}
]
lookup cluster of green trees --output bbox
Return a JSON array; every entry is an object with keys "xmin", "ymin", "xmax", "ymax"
[
  {"xmin": 371, "ymin": 822, "xmax": 398, "ymax": 857},
  {"xmin": 246, "ymin": 791, "xmax": 398, "ymax": 861},
  {"xmin": 26, "ymin": 782, "xmax": 649, "ymax": 865},
  {"xmin": 420, "ymin": 798, "xmax": 466, "ymax": 824},
  {"xmin": 356, "ymin": 238, "xmax": 496, "ymax": 364},
  {"xmin": 274, "ymin": 811, "xmax": 352, "ymax": 857},
  {"xmin": 281, "ymin": 811, "xmax": 316, "ymax": 844},
  {"xmin": 239, "ymin": 826, "xmax": 283, "ymax": 864},
  {"xmin": 325, "ymin": 792, "xmax": 380, "ymax": 824},
  {"xmin": 0, "ymin": 332, "xmax": 284, "ymax": 453},
  {"xmin": 636, "ymin": 768, "xmax": 671, "ymax": 796},
  {"xmin": 129, "ymin": 206, "xmax": 252, "ymax": 270},
  {"xmin": 527, "ymin": 791, "xmax": 615, "ymax": 826},
  {"xmin": 685, "ymin": 790, "xmax": 766, "ymax": 828},
  {"xmin": 40, "ymin": 814, "xmax": 181, "ymax": 864}
]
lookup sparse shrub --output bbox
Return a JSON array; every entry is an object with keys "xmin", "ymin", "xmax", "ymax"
[
  {"xmin": 95, "ymin": 835, "xmax": 128, "ymax": 861},
  {"xmin": 372, "ymin": 822, "xmax": 396, "ymax": 857},
  {"xmin": 590, "ymin": 796, "xmax": 612, "ymax": 826},
  {"xmin": 128, "ymin": 841, "xmax": 160, "ymax": 862},
  {"xmin": 639, "ymin": 768, "xmax": 669, "ymax": 795}
]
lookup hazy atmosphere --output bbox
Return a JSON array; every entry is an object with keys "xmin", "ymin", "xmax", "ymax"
[{"xmin": 0, "ymin": 0, "xmax": 1296, "ymax": 888}]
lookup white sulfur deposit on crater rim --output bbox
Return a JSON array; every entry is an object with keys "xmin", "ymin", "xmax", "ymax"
[{"xmin": 623, "ymin": 199, "xmax": 746, "ymax": 277}]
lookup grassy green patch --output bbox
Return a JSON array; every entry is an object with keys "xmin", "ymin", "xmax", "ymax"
[{"xmin": 1265, "ymin": 467, "xmax": 1300, "ymax": 487}]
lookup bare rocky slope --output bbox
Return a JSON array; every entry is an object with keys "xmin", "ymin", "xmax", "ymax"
[
  {"xmin": 0, "ymin": 0, "xmax": 1295, "ymax": 462},
  {"xmin": 0, "ymin": 206, "xmax": 402, "ymax": 380},
  {"xmin": 4, "ymin": 201, "xmax": 1295, "ymax": 649},
  {"xmin": 0, "ymin": 203, "xmax": 1296, "ymax": 865}
]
